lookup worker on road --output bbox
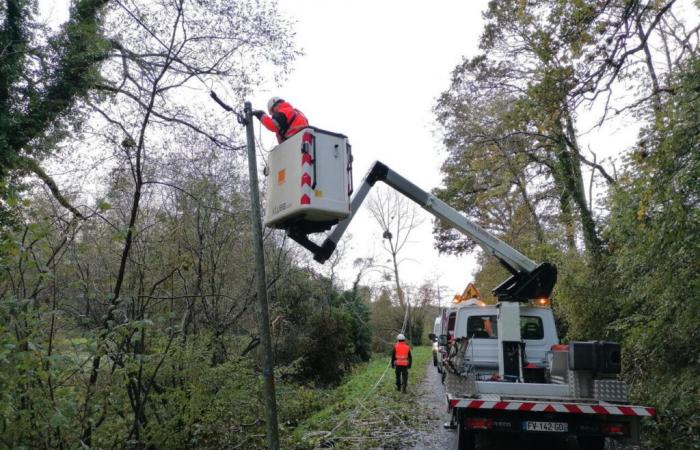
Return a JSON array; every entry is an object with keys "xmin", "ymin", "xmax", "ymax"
[
  {"xmin": 391, "ymin": 333, "xmax": 412, "ymax": 393},
  {"xmin": 252, "ymin": 96, "xmax": 309, "ymax": 143}
]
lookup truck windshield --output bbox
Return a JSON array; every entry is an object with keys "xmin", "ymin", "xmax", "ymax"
[{"xmin": 466, "ymin": 315, "xmax": 544, "ymax": 340}]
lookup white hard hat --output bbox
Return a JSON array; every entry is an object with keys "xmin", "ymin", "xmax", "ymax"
[
  {"xmin": 397, "ymin": 333, "xmax": 406, "ymax": 341},
  {"xmin": 267, "ymin": 96, "xmax": 284, "ymax": 113}
]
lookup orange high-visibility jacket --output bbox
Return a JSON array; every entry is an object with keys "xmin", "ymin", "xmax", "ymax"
[
  {"xmin": 393, "ymin": 341, "xmax": 412, "ymax": 367},
  {"xmin": 261, "ymin": 101, "xmax": 309, "ymax": 143}
]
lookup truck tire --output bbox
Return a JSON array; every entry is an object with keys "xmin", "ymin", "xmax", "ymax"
[
  {"xmin": 578, "ymin": 436, "xmax": 605, "ymax": 450},
  {"xmin": 457, "ymin": 413, "xmax": 475, "ymax": 450}
]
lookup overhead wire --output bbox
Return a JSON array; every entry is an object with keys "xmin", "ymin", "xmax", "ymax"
[
  {"xmin": 254, "ymin": 120, "xmax": 270, "ymax": 172},
  {"xmin": 206, "ymin": 77, "xmax": 272, "ymax": 173}
]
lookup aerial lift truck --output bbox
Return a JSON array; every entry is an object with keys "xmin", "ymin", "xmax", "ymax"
[{"xmin": 263, "ymin": 128, "xmax": 656, "ymax": 449}]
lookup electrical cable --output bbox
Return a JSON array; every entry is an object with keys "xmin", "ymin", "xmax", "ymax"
[
  {"xmin": 254, "ymin": 120, "xmax": 269, "ymax": 171},
  {"xmin": 119, "ymin": 8, "xmax": 413, "ymax": 444},
  {"xmin": 255, "ymin": 120, "xmax": 275, "ymax": 153},
  {"xmin": 315, "ymin": 293, "xmax": 413, "ymax": 449}
]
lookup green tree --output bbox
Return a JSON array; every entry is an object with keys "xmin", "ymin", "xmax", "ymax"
[
  {"xmin": 0, "ymin": 0, "xmax": 301, "ymax": 447},
  {"xmin": 434, "ymin": 0, "xmax": 687, "ymax": 257},
  {"xmin": 369, "ymin": 287, "xmax": 404, "ymax": 353},
  {"xmin": 605, "ymin": 55, "xmax": 700, "ymax": 449},
  {"xmin": 433, "ymin": 0, "xmax": 692, "ymax": 336},
  {"xmin": 0, "ymin": 0, "xmax": 110, "ymax": 221}
]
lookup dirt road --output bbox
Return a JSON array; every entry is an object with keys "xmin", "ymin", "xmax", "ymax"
[{"xmin": 409, "ymin": 359, "xmax": 457, "ymax": 450}]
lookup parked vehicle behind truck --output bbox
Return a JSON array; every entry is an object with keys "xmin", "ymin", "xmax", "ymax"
[{"xmin": 431, "ymin": 316, "xmax": 441, "ymax": 368}]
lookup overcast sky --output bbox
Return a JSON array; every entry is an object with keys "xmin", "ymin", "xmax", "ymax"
[
  {"xmin": 250, "ymin": 1, "xmax": 700, "ymax": 302},
  {"xmin": 249, "ymin": 0, "xmax": 494, "ymax": 303},
  {"xmin": 41, "ymin": 0, "xmax": 690, "ymax": 305}
]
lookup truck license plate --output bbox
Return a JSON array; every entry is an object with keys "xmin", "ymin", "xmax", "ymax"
[{"xmin": 523, "ymin": 421, "xmax": 568, "ymax": 433}]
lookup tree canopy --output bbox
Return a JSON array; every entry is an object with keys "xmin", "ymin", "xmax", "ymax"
[{"xmin": 433, "ymin": 1, "xmax": 699, "ymax": 447}]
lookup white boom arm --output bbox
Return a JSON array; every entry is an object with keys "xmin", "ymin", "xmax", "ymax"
[{"xmin": 288, "ymin": 161, "xmax": 555, "ymax": 302}]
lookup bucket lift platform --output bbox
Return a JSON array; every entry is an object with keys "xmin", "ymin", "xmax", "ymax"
[{"xmin": 264, "ymin": 127, "xmax": 353, "ymax": 234}]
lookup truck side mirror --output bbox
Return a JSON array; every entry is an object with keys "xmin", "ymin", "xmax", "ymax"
[
  {"xmin": 428, "ymin": 333, "xmax": 436, "ymax": 341},
  {"xmin": 438, "ymin": 334, "xmax": 448, "ymax": 346}
]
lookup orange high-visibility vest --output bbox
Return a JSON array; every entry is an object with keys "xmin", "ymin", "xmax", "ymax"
[
  {"xmin": 261, "ymin": 101, "xmax": 309, "ymax": 143},
  {"xmin": 394, "ymin": 341, "xmax": 410, "ymax": 367}
]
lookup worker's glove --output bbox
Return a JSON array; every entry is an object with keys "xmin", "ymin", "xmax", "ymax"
[{"xmin": 252, "ymin": 110, "xmax": 264, "ymax": 119}]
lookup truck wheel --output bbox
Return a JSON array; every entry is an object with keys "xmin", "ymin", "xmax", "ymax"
[
  {"xmin": 457, "ymin": 416, "xmax": 475, "ymax": 450},
  {"xmin": 578, "ymin": 436, "xmax": 605, "ymax": 450}
]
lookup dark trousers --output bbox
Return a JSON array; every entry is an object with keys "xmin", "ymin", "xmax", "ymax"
[{"xmin": 395, "ymin": 366, "xmax": 408, "ymax": 390}]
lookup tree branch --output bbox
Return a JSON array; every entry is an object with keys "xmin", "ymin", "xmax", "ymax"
[{"xmin": 18, "ymin": 156, "xmax": 85, "ymax": 218}]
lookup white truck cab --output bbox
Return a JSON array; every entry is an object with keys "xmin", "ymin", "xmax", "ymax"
[{"xmin": 448, "ymin": 303, "xmax": 558, "ymax": 377}]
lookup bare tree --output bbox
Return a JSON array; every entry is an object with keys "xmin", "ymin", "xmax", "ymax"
[
  {"xmin": 65, "ymin": 0, "xmax": 298, "ymax": 446},
  {"xmin": 367, "ymin": 185, "xmax": 423, "ymax": 342},
  {"xmin": 368, "ymin": 186, "xmax": 423, "ymax": 309}
]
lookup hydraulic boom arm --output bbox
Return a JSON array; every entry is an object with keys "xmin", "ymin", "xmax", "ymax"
[{"xmin": 287, "ymin": 161, "xmax": 556, "ymax": 301}]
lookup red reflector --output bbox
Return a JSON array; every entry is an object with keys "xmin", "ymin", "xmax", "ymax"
[
  {"xmin": 300, "ymin": 194, "xmax": 311, "ymax": 205},
  {"xmin": 466, "ymin": 418, "xmax": 493, "ymax": 430},
  {"xmin": 302, "ymin": 133, "xmax": 313, "ymax": 144},
  {"xmin": 301, "ymin": 173, "xmax": 312, "ymax": 187},
  {"xmin": 601, "ymin": 423, "xmax": 629, "ymax": 436}
]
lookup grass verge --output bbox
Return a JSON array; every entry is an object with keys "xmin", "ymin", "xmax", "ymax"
[{"xmin": 286, "ymin": 346, "xmax": 432, "ymax": 449}]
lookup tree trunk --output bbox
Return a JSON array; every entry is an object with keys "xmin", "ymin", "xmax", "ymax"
[{"xmin": 563, "ymin": 113, "xmax": 602, "ymax": 258}]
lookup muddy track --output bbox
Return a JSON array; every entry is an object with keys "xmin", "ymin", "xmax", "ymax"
[{"xmin": 408, "ymin": 358, "xmax": 458, "ymax": 450}]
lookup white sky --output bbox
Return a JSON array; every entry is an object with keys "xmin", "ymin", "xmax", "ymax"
[
  {"xmin": 250, "ymin": 0, "xmax": 492, "ymax": 303},
  {"xmin": 250, "ymin": 1, "xmax": 698, "ymax": 302}
]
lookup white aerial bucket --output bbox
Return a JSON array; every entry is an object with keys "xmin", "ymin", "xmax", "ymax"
[{"xmin": 264, "ymin": 127, "xmax": 353, "ymax": 233}]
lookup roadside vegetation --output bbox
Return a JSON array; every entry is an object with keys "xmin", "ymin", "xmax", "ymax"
[{"xmin": 289, "ymin": 346, "xmax": 432, "ymax": 450}]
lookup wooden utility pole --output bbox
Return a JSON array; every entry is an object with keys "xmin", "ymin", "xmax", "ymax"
[{"xmin": 243, "ymin": 101, "xmax": 280, "ymax": 450}]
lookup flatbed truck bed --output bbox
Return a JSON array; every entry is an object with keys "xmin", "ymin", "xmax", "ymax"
[{"xmin": 446, "ymin": 389, "xmax": 655, "ymax": 449}]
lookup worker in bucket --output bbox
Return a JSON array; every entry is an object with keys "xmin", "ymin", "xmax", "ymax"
[
  {"xmin": 391, "ymin": 333, "xmax": 412, "ymax": 393},
  {"xmin": 252, "ymin": 96, "xmax": 309, "ymax": 143}
]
